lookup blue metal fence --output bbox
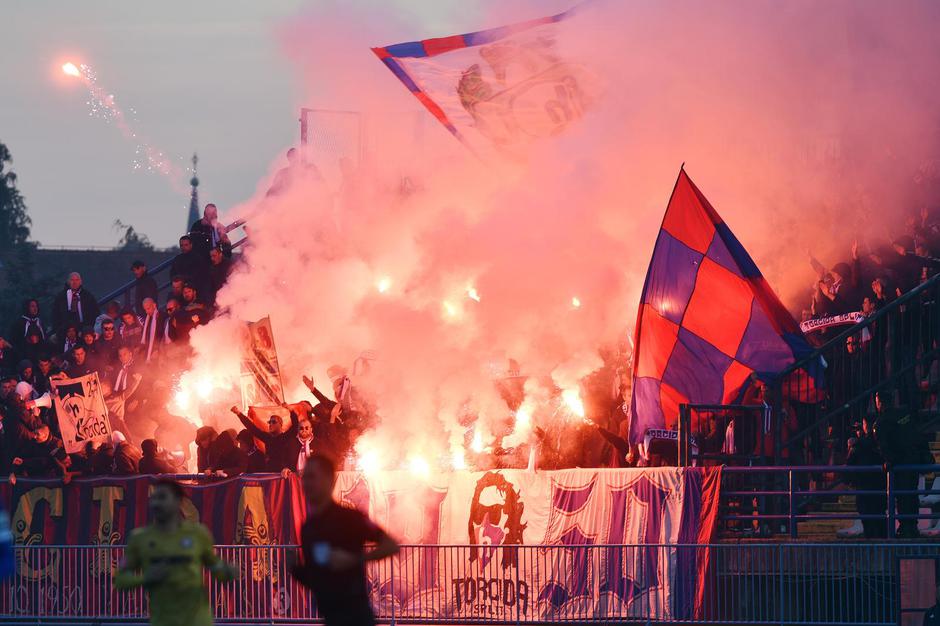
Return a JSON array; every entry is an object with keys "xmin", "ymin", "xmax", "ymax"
[{"xmin": 2, "ymin": 543, "xmax": 939, "ymax": 625}]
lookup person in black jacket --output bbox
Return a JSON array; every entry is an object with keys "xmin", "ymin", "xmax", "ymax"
[
  {"xmin": 873, "ymin": 404, "xmax": 932, "ymax": 538},
  {"xmin": 138, "ymin": 439, "xmax": 175, "ymax": 474},
  {"xmin": 194, "ymin": 426, "xmax": 219, "ymax": 473},
  {"xmin": 170, "ymin": 236, "xmax": 209, "ymax": 296},
  {"xmin": 128, "ymin": 260, "xmax": 159, "ymax": 316},
  {"xmin": 846, "ymin": 417, "xmax": 887, "ymax": 538},
  {"xmin": 236, "ymin": 429, "xmax": 267, "ymax": 473},
  {"xmin": 8, "ymin": 299, "xmax": 45, "ymax": 349},
  {"xmin": 231, "ymin": 404, "xmax": 299, "ymax": 476},
  {"xmin": 290, "ymin": 454, "xmax": 398, "ymax": 626},
  {"xmin": 189, "ymin": 204, "xmax": 232, "ymax": 260},
  {"xmin": 207, "ymin": 246, "xmax": 232, "ymax": 306},
  {"xmin": 206, "ymin": 429, "xmax": 247, "ymax": 477},
  {"xmin": 51, "ymin": 273, "xmax": 101, "ymax": 335}
]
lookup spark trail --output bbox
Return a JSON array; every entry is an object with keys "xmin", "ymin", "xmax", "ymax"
[{"xmin": 62, "ymin": 61, "xmax": 186, "ymax": 192}]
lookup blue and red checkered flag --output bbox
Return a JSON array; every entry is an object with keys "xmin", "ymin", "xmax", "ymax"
[
  {"xmin": 372, "ymin": 6, "xmax": 600, "ymax": 161},
  {"xmin": 630, "ymin": 168, "xmax": 815, "ymax": 443}
]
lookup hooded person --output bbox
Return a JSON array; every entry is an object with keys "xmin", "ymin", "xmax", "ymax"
[
  {"xmin": 206, "ymin": 429, "xmax": 247, "ymax": 478},
  {"xmin": 110, "ymin": 431, "xmax": 142, "ymax": 475},
  {"xmin": 138, "ymin": 439, "xmax": 176, "ymax": 475},
  {"xmin": 194, "ymin": 426, "xmax": 219, "ymax": 473}
]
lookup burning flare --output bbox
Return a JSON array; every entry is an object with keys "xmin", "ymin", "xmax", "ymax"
[
  {"xmin": 62, "ymin": 62, "xmax": 81, "ymax": 78},
  {"xmin": 470, "ymin": 429, "xmax": 485, "ymax": 453},
  {"xmin": 408, "ymin": 455, "xmax": 431, "ymax": 479},
  {"xmin": 562, "ymin": 388, "xmax": 585, "ymax": 419}
]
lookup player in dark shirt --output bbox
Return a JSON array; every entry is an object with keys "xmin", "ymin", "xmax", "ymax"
[{"xmin": 290, "ymin": 454, "xmax": 399, "ymax": 626}]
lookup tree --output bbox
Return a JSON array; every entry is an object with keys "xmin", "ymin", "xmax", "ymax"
[
  {"xmin": 0, "ymin": 141, "xmax": 52, "ymax": 333},
  {"xmin": 113, "ymin": 220, "xmax": 154, "ymax": 251},
  {"xmin": 0, "ymin": 141, "xmax": 31, "ymax": 248}
]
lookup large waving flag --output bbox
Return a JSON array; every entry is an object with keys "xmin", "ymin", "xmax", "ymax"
[
  {"xmin": 630, "ymin": 168, "xmax": 813, "ymax": 443},
  {"xmin": 372, "ymin": 6, "xmax": 600, "ymax": 161}
]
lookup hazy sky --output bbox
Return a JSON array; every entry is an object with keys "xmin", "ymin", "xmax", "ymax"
[{"xmin": 0, "ymin": 0, "xmax": 518, "ymax": 249}]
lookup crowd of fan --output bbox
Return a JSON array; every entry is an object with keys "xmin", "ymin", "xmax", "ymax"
[
  {"xmin": 799, "ymin": 208, "xmax": 940, "ymax": 461},
  {"xmin": 1, "ymin": 200, "xmax": 938, "ymax": 482},
  {"xmin": 0, "ymin": 204, "xmax": 241, "ymax": 481}
]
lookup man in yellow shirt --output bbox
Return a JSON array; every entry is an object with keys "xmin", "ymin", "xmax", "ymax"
[{"xmin": 116, "ymin": 478, "xmax": 237, "ymax": 626}]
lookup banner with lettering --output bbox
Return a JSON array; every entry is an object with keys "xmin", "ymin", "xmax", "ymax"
[
  {"xmin": 0, "ymin": 467, "xmax": 719, "ymax": 620},
  {"xmin": 50, "ymin": 373, "xmax": 113, "ymax": 454},
  {"xmin": 240, "ymin": 316, "xmax": 285, "ymax": 410},
  {"xmin": 799, "ymin": 311, "xmax": 865, "ymax": 333}
]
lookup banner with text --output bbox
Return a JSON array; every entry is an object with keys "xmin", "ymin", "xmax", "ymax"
[
  {"xmin": 0, "ymin": 467, "xmax": 719, "ymax": 620},
  {"xmin": 239, "ymin": 316, "xmax": 285, "ymax": 410},
  {"xmin": 50, "ymin": 373, "xmax": 113, "ymax": 454}
]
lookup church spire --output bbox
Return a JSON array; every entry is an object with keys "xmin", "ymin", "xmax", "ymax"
[{"xmin": 186, "ymin": 152, "xmax": 200, "ymax": 232}]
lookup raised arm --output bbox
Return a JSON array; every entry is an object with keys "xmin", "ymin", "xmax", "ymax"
[
  {"xmin": 231, "ymin": 406, "xmax": 265, "ymax": 439},
  {"xmin": 284, "ymin": 404, "xmax": 299, "ymax": 437},
  {"xmin": 302, "ymin": 374, "xmax": 334, "ymax": 406}
]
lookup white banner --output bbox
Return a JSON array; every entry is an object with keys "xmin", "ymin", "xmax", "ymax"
[
  {"xmin": 240, "ymin": 316, "xmax": 285, "ymax": 409},
  {"xmin": 333, "ymin": 467, "xmax": 720, "ymax": 620},
  {"xmin": 50, "ymin": 373, "xmax": 113, "ymax": 454},
  {"xmin": 799, "ymin": 311, "xmax": 864, "ymax": 333}
]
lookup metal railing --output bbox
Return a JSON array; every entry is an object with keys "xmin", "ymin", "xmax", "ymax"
[
  {"xmin": 2, "ymin": 542, "xmax": 939, "ymax": 625},
  {"xmin": 770, "ymin": 272, "xmax": 940, "ymax": 465},
  {"xmin": 99, "ymin": 219, "xmax": 248, "ymax": 305},
  {"xmin": 718, "ymin": 464, "xmax": 940, "ymax": 539}
]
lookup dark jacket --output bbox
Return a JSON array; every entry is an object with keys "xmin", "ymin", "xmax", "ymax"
[
  {"xmin": 236, "ymin": 410, "xmax": 300, "ymax": 472},
  {"xmin": 8, "ymin": 316, "xmax": 46, "ymax": 348},
  {"xmin": 170, "ymin": 251, "xmax": 209, "ymax": 295},
  {"xmin": 138, "ymin": 311, "xmax": 167, "ymax": 361},
  {"xmin": 207, "ymin": 259, "xmax": 232, "ymax": 305},
  {"xmin": 128, "ymin": 274, "xmax": 159, "ymax": 316},
  {"xmin": 52, "ymin": 287, "xmax": 101, "ymax": 334},
  {"xmin": 65, "ymin": 359, "xmax": 98, "ymax": 379},
  {"xmin": 190, "ymin": 220, "xmax": 233, "ymax": 259},
  {"xmin": 207, "ymin": 431, "xmax": 247, "ymax": 476},
  {"xmin": 139, "ymin": 454, "xmax": 175, "ymax": 474}
]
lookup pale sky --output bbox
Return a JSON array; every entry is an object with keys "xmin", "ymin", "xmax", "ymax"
[{"xmin": 1, "ymin": 0, "xmax": 533, "ymax": 249}]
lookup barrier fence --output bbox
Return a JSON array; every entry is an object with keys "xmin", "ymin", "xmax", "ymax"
[
  {"xmin": 2, "ymin": 543, "xmax": 940, "ymax": 625},
  {"xmin": 716, "ymin": 464, "xmax": 940, "ymax": 539}
]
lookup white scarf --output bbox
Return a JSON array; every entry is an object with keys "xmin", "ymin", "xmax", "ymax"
[
  {"xmin": 115, "ymin": 362, "xmax": 132, "ymax": 392},
  {"xmin": 140, "ymin": 312, "xmax": 159, "ymax": 361},
  {"xmin": 22, "ymin": 316, "xmax": 44, "ymax": 340},
  {"xmin": 296, "ymin": 437, "xmax": 312, "ymax": 472},
  {"xmin": 162, "ymin": 314, "xmax": 174, "ymax": 344},
  {"xmin": 66, "ymin": 290, "xmax": 84, "ymax": 322}
]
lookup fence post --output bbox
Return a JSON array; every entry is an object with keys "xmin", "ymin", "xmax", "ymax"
[
  {"xmin": 788, "ymin": 469, "xmax": 797, "ymax": 539},
  {"xmin": 777, "ymin": 543, "xmax": 785, "ymax": 626},
  {"xmin": 678, "ymin": 405, "xmax": 689, "ymax": 466},
  {"xmin": 390, "ymin": 549, "xmax": 396, "ymax": 626},
  {"xmin": 886, "ymin": 467, "xmax": 895, "ymax": 539},
  {"xmin": 772, "ymin": 380, "xmax": 784, "ymax": 465}
]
